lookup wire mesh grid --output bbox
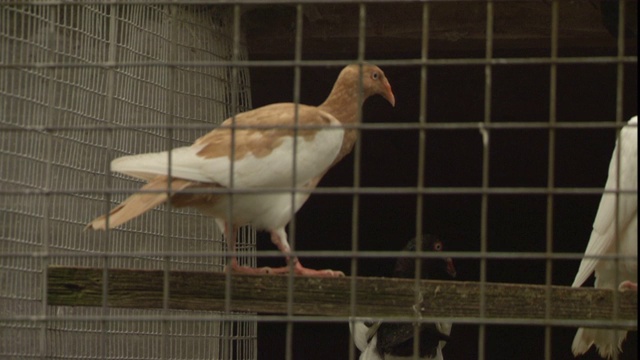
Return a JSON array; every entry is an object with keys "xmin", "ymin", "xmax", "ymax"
[
  {"xmin": 1, "ymin": 3, "xmax": 256, "ymax": 360},
  {"xmin": 0, "ymin": 1, "xmax": 637, "ymax": 360}
]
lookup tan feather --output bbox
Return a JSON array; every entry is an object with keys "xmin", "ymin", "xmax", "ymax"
[
  {"xmin": 87, "ymin": 176, "xmax": 192, "ymax": 230},
  {"xmin": 195, "ymin": 104, "xmax": 332, "ymax": 160}
]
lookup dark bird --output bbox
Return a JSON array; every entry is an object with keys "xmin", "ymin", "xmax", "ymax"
[
  {"xmin": 351, "ymin": 234, "xmax": 457, "ymax": 359},
  {"xmin": 87, "ymin": 64, "xmax": 395, "ymax": 277},
  {"xmin": 599, "ymin": 1, "xmax": 637, "ymax": 39}
]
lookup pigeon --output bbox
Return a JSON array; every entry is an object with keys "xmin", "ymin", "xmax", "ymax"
[
  {"xmin": 87, "ymin": 64, "xmax": 395, "ymax": 277},
  {"xmin": 351, "ymin": 235, "xmax": 457, "ymax": 360},
  {"xmin": 571, "ymin": 116, "xmax": 638, "ymax": 358}
]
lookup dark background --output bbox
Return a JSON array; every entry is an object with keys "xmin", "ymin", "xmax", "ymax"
[{"xmin": 240, "ymin": 2, "xmax": 637, "ymax": 359}]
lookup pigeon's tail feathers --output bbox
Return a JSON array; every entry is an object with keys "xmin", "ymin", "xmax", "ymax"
[
  {"xmin": 358, "ymin": 335, "xmax": 382, "ymax": 360},
  {"xmin": 572, "ymin": 328, "xmax": 594, "ymax": 357},
  {"xmin": 87, "ymin": 176, "xmax": 192, "ymax": 230},
  {"xmin": 572, "ymin": 230, "xmax": 610, "ymax": 287},
  {"xmin": 351, "ymin": 321, "xmax": 370, "ymax": 353},
  {"xmin": 350, "ymin": 320, "xmax": 383, "ymax": 360},
  {"xmin": 572, "ymin": 327, "xmax": 627, "ymax": 358},
  {"xmin": 111, "ymin": 146, "xmax": 210, "ymax": 183}
]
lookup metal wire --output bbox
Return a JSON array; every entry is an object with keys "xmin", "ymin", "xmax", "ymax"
[
  {"xmin": 1, "ymin": 3, "xmax": 256, "ymax": 360},
  {"xmin": 476, "ymin": 2, "xmax": 493, "ymax": 358},
  {"xmin": 1, "ymin": 1, "xmax": 638, "ymax": 360},
  {"xmin": 2, "ymin": 120, "xmax": 638, "ymax": 133},
  {"xmin": 2, "ymin": 56, "xmax": 637, "ymax": 69},
  {"xmin": 2, "ymin": 250, "xmax": 638, "ymax": 262},
  {"xmin": 544, "ymin": 3, "xmax": 560, "ymax": 359},
  {"xmin": 3, "ymin": 185, "xmax": 635, "ymax": 196},
  {"xmin": 4, "ymin": 0, "xmax": 566, "ymax": 4},
  {"xmin": 3, "ymin": 313, "xmax": 634, "ymax": 330}
]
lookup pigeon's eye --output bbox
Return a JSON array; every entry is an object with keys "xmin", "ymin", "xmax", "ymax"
[
  {"xmin": 371, "ymin": 71, "xmax": 379, "ymax": 80},
  {"xmin": 433, "ymin": 241, "xmax": 443, "ymax": 251}
]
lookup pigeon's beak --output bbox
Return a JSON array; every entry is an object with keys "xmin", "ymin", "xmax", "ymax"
[
  {"xmin": 382, "ymin": 78, "xmax": 395, "ymax": 107},
  {"xmin": 445, "ymin": 257, "xmax": 457, "ymax": 278}
]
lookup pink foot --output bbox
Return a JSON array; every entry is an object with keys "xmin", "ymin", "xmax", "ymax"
[
  {"xmin": 618, "ymin": 280, "xmax": 638, "ymax": 291},
  {"xmin": 296, "ymin": 267, "xmax": 345, "ymax": 277},
  {"xmin": 227, "ymin": 264, "xmax": 284, "ymax": 275},
  {"xmin": 256, "ymin": 262, "xmax": 345, "ymax": 277},
  {"xmin": 228, "ymin": 261, "xmax": 344, "ymax": 277}
]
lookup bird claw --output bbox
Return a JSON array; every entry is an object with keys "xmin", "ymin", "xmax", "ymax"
[
  {"xmin": 256, "ymin": 266, "xmax": 276, "ymax": 275},
  {"xmin": 266, "ymin": 265, "xmax": 345, "ymax": 277},
  {"xmin": 226, "ymin": 263, "xmax": 344, "ymax": 277},
  {"xmin": 314, "ymin": 269, "xmax": 345, "ymax": 277},
  {"xmin": 618, "ymin": 280, "xmax": 638, "ymax": 292},
  {"xmin": 226, "ymin": 264, "xmax": 278, "ymax": 276}
]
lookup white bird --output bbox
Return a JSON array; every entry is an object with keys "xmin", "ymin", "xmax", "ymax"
[
  {"xmin": 571, "ymin": 116, "xmax": 638, "ymax": 358},
  {"xmin": 87, "ymin": 64, "xmax": 395, "ymax": 277},
  {"xmin": 351, "ymin": 235, "xmax": 457, "ymax": 360}
]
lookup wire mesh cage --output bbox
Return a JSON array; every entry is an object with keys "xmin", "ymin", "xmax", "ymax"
[
  {"xmin": 1, "ymin": 3, "xmax": 255, "ymax": 359},
  {"xmin": 1, "ymin": 1, "xmax": 638, "ymax": 360}
]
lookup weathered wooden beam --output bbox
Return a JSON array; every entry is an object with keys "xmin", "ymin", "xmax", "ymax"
[
  {"xmin": 48, "ymin": 266, "xmax": 637, "ymax": 328},
  {"xmin": 243, "ymin": 2, "xmax": 638, "ymax": 56}
]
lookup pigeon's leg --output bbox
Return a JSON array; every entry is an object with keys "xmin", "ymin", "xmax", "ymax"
[
  {"xmin": 218, "ymin": 221, "xmax": 272, "ymax": 275},
  {"xmin": 264, "ymin": 228, "xmax": 345, "ymax": 277},
  {"xmin": 618, "ymin": 280, "xmax": 638, "ymax": 291}
]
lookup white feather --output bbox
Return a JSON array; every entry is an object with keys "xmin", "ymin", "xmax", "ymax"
[
  {"xmin": 572, "ymin": 116, "xmax": 637, "ymax": 288},
  {"xmin": 350, "ymin": 320, "xmax": 372, "ymax": 353},
  {"xmin": 350, "ymin": 320, "xmax": 383, "ymax": 360},
  {"xmin": 194, "ymin": 191, "xmax": 312, "ymax": 231},
  {"xmin": 572, "ymin": 116, "xmax": 638, "ymax": 358},
  {"xmin": 111, "ymin": 113, "xmax": 344, "ymax": 190},
  {"xmin": 111, "ymin": 145, "xmax": 209, "ymax": 182}
]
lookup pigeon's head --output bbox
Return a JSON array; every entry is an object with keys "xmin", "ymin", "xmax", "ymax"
[
  {"xmin": 340, "ymin": 64, "xmax": 396, "ymax": 107},
  {"xmin": 393, "ymin": 234, "xmax": 457, "ymax": 280}
]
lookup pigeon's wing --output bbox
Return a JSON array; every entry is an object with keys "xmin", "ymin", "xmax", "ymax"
[
  {"xmin": 572, "ymin": 117, "xmax": 638, "ymax": 288},
  {"xmin": 111, "ymin": 103, "xmax": 344, "ymax": 189}
]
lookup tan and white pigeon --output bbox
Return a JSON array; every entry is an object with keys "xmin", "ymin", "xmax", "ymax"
[
  {"xmin": 571, "ymin": 116, "xmax": 638, "ymax": 358},
  {"xmin": 87, "ymin": 64, "xmax": 395, "ymax": 277}
]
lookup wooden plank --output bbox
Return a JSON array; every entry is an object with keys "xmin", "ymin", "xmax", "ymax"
[
  {"xmin": 48, "ymin": 266, "xmax": 636, "ymax": 328},
  {"xmin": 243, "ymin": 2, "xmax": 637, "ymax": 55}
]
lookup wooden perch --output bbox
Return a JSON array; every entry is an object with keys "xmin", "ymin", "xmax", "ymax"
[{"xmin": 48, "ymin": 266, "xmax": 637, "ymax": 328}]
